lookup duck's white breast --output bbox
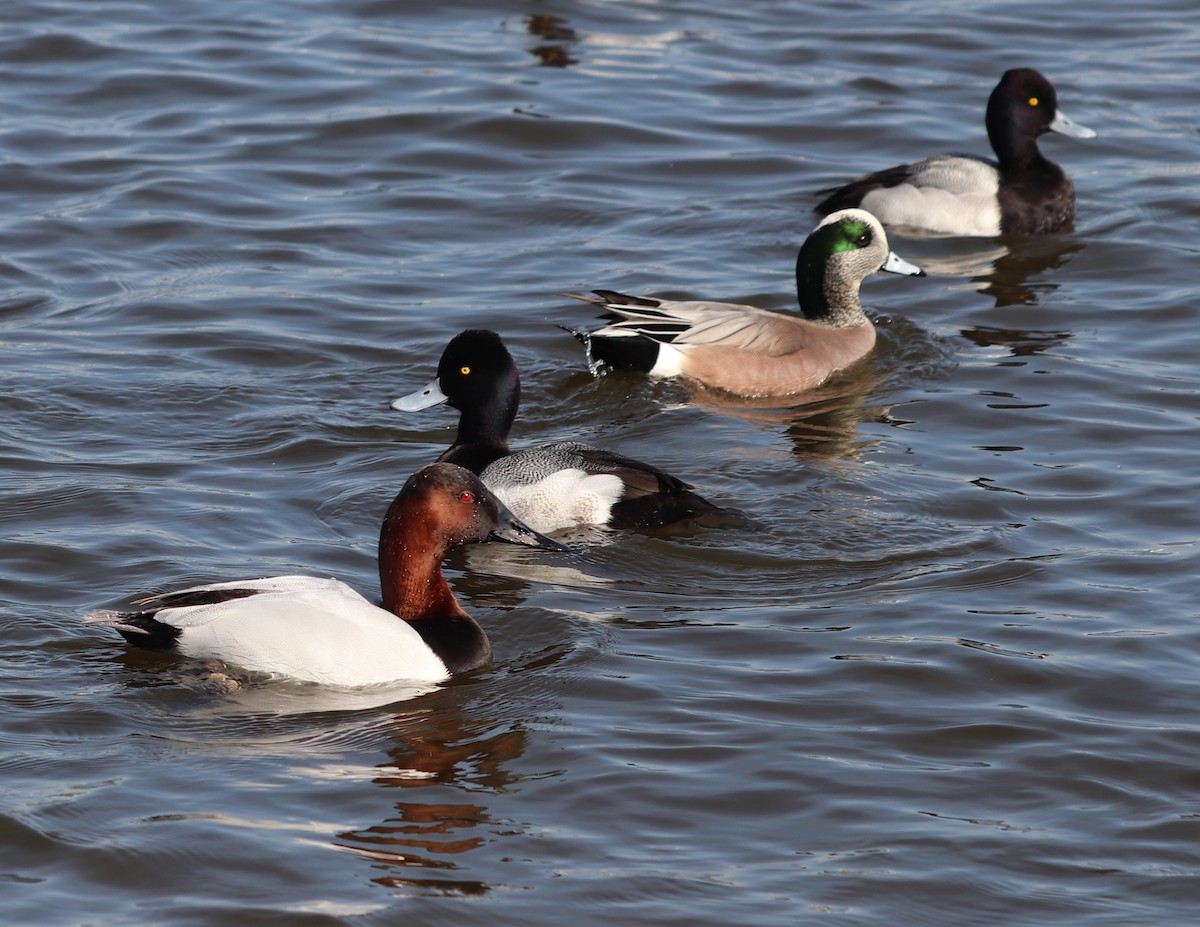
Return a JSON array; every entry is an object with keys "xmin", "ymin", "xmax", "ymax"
[{"xmin": 485, "ymin": 464, "xmax": 624, "ymax": 533}]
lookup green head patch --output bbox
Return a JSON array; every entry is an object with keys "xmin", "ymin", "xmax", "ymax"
[
  {"xmin": 794, "ymin": 216, "xmax": 877, "ymax": 322},
  {"xmin": 797, "ymin": 218, "xmax": 872, "ymax": 286}
]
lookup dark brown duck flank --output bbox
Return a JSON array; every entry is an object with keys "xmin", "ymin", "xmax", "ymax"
[
  {"xmin": 392, "ymin": 329, "xmax": 730, "ymax": 532},
  {"xmin": 83, "ymin": 463, "xmax": 565, "ymax": 687},
  {"xmin": 815, "ymin": 68, "xmax": 1096, "ymax": 237}
]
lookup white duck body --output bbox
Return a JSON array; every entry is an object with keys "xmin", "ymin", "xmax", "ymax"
[{"xmin": 85, "ymin": 576, "xmax": 451, "ymax": 686}]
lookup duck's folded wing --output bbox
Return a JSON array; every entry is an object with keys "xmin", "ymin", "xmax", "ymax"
[
  {"xmin": 815, "ymin": 161, "xmax": 920, "ymax": 212},
  {"xmin": 587, "ymin": 294, "xmax": 797, "ymax": 355},
  {"xmin": 539, "ymin": 444, "xmax": 724, "ymax": 524},
  {"xmin": 902, "ymin": 154, "xmax": 999, "ymax": 195},
  {"xmin": 563, "ymin": 443, "xmax": 694, "ymax": 495},
  {"xmin": 493, "ymin": 443, "xmax": 694, "ymax": 496},
  {"xmin": 85, "ymin": 575, "xmax": 367, "ymax": 632},
  {"xmin": 817, "ymin": 154, "xmax": 998, "ymax": 213}
]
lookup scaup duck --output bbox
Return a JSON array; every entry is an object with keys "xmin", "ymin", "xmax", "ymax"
[
  {"xmin": 392, "ymin": 330, "xmax": 724, "ymax": 532},
  {"xmin": 566, "ymin": 208, "xmax": 922, "ymax": 398},
  {"xmin": 83, "ymin": 463, "xmax": 565, "ymax": 687},
  {"xmin": 815, "ymin": 68, "xmax": 1096, "ymax": 236}
]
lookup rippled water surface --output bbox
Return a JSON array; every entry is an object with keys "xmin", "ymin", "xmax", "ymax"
[{"xmin": 2, "ymin": 1, "xmax": 1199, "ymax": 924}]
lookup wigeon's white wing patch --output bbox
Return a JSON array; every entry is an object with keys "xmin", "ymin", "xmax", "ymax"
[{"xmin": 647, "ymin": 341, "xmax": 685, "ymax": 376}]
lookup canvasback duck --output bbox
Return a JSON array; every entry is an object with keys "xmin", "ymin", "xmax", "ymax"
[
  {"xmin": 392, "ymin": 329, "xmax": 725, "ymax": 533},
  {"xmin": 815, "ymin": 68, "xmax": 1096, "ymax": 236},
  {"xmin": 83, "ymin": 463, "xmax": 565, "ymax": 687},
  {"xmin": 566, "ymin": 208, "xmax": 923, "ymax": 398}
]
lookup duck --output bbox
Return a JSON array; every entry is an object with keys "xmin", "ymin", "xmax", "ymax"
[
  {"xmin": 392, "ymin": 329, "xmax": 725, "ymax": 533},
  {"xmin": 82, "ymin": 463, "xmax": 565, "ymax": 687},
  {"xmin": 565, "ymin": 208, "xmax": 923, "ymax": 398},
  {"xmin": 814, "ymin": 68, "xmax": 1096, "ymax": 237}
]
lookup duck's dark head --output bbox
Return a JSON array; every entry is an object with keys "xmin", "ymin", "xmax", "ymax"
[{"xmin": 389, "ymin": 462, "xmax": 565, "ymax": 552}]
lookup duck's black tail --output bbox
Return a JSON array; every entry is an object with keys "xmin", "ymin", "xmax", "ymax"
[{"xmin": 560, "ymin": 291, "xmax": 661, "ymax": 374}]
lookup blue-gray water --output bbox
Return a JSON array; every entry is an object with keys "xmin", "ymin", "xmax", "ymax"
[{"xmin": 2, "ymin": 1, "xmax": 1198, "ymax": 924}]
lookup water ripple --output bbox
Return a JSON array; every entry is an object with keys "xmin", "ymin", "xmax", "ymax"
[{"xmin": 1, "ymin": 1, "xmax": 1199, "ymax": 924}]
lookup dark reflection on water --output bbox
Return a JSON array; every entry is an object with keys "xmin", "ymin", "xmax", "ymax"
[
  {"xmin": 973, "ymin": 237, "xmax": 1088, "ymax": 308},
  {"xmin": 896, "ymin": 233, "xmax": 1088, "ymax": 309},
  {"xmin": 335, "ymin": 714, "xmax": 529, "ymax": 897},
  {"xmin": 690, "ymin": 374, "xmax": 889, "ymax": 461},
  {"xmin": 958, "ymin": 325, "xmax": 1074, "ymax": 355},
  {"xmin": 525, "ymin": 14, "xmax": 579, "ymax": 68}
]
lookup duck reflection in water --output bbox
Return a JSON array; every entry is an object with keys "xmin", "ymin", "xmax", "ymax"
[
  {"xmin": 526, "ymin": 13, "xmax": 578, "ymax": 67},
  {"xmin": 895, "ymin": 231, "xmax": 1084, "ymax": 356},
  {"xmin": 333, "ymin": 707, "xmax": 530, "ymax": 896},
  {"xmin": 912, "ymin": 234, "xmax": 1085, "ymax": 308},
  {"xmin": 976, "ymin": 237, "xmax": 1085, "ymax": 309},
  {"xmin": 960, "ymin": 236, "xmax": 1084, "ymax": 358},
  {"xmin": 687, "ymin": 366, "xmax": 891, "ymax": 463}
]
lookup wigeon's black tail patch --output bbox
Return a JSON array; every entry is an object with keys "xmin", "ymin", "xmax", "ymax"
[
  {"xmin": 561, "ymin": 290, "xmax": 663, "ymax": 311},
  {"xmin": 563, "ymin": 290, "xmax": 670, "ymax": 372},
  {"xmin": 586, "ymin": 331, "xmax": 661, "ymax": 372}
]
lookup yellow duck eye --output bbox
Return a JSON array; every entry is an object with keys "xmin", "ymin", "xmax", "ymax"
[
  {"xmin": 460, "ymin": 365, "xmax": 471, "ymax": 375},
  {"xmin": 1028, "ymin": 96, "xmax": 1039, "ymax": 107}
]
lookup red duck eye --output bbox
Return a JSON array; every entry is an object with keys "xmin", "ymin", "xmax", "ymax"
[{"xmin": 458, "ymin": 491, "xmax": 475, "ymax": 503}]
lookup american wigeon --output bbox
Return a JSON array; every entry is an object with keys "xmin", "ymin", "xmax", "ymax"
[
  {"xmin": 566, "ymin": 209, "xmax": 923, "ymax": 398},
  {"xmin": 815, "ymin": 68, "xmax": 1096, "ymax": 236},
  {"xmin": 392, "ymin": 330, "xmax": 727, "ymax": 532},
  {"xmin": 84, "ymin": 464, "xmax": 565, "ymax": 687}
]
